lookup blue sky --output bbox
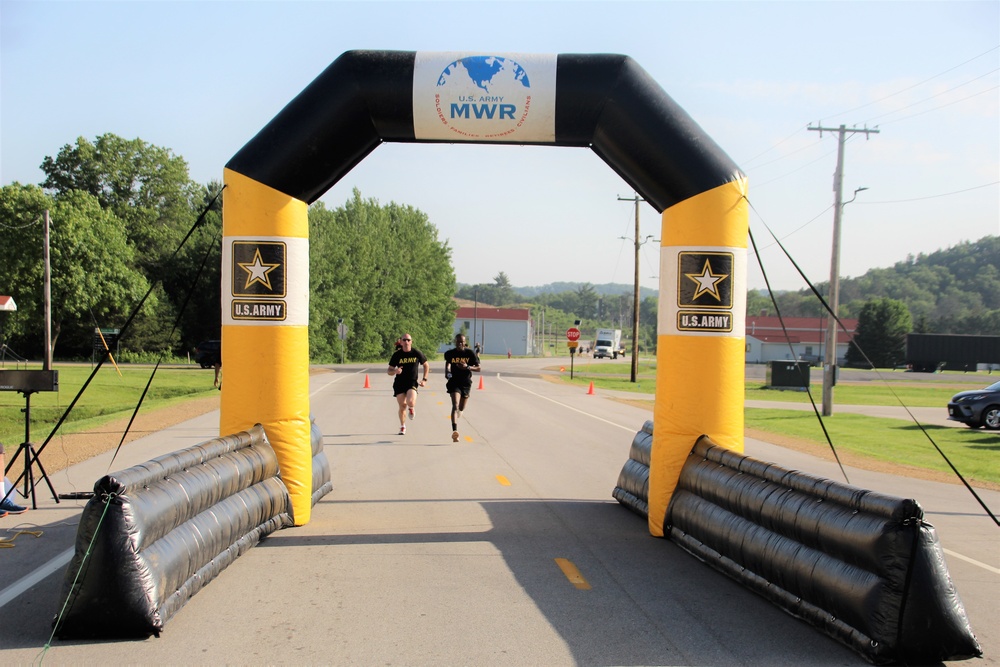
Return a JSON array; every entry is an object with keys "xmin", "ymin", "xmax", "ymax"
[{"xmin": 2, "ymin": 1, "xmax": 997, "ymax": 293}]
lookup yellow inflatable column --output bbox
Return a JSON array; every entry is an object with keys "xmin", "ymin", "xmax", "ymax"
[
  {"xmin": 649, "ymin": 179, "xmax": 748, "ymax": 536},
  {"xmin": 221, "ymin": 168, "xmax": 312, "ymax": 525}
]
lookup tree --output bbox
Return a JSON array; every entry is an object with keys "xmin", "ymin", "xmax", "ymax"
[
  {"xmin": 456, "ymin": 282, "xmax": 501, "ymax": 306},
  {"xmin": 492, "ymin": 272, "xmax": 516, "ymax": 306},
  {"xmin": 308, "ymin": 190, "xmax": 455, "ymax": 362},
  {"xmin": 774, "ymin": 236, "xmax": 998, "ymax": 330},
  {"xmin": 846, "ymin": 298, "xmax": 912, "ymax": 369},
  {"xmin": 0, "ymin": 184, "xmax": 150, "ymax": 358},
  {"xmin": 162, "ymin": 181, "xmax": 224, "ymax": 352},
  {"xmin": 639, "ymin": 295, "xmax": 658, "ymax": 328},
  {"xmin": 575, "ymin": 283, "xmax": 599, "ymax": 321},
  {"xmin": 746, "ymin": 289, "xmax": 772, "ymax": 317},
  {"xmin": 0, "ymin": 183, "xmax": 51, "ymax": 352},
  {"xmin": 40, "ymin": 133, "xmax": 198, "ymax": 276}
]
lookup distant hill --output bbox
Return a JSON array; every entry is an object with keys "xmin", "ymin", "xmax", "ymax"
[
  {"xmin": 512, "ymin": 282, "xmax": 659, "ymax": 300},
  {"xmin": 754, "ymin": 236, "xmax": 999, "ymax": 334},
  {"xmin": 457, "ymin": 236, "xmax": 999, "ymax": 335}
]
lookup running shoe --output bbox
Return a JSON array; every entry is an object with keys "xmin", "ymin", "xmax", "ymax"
[
  {"xmin": 399, "ymin": 425, "xmax": 406, "ymax": 435},
  {"xmin": 408, "ymin": 407, "xmax": 415, "ymax": 420},
  {"xmin": 451, "ymin": 431, "xmax": 460, "ymax": 443},
  {"xmin": 0, "ymin": 497, "xmax": 26, "ymax": 514}
]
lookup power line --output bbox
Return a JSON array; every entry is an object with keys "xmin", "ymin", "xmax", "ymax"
[
  {"xmin": 827, "ymin": 45, "xmax": 999, "ymax": 120},
  {"xmin": 740, "ymin": 46, "xmax": 998, "ymax": 174},
  {"xmin": 740, "ymin": 124, "xmax": 812, "ymax": 167},
  {"xmin": 0, "ymin": 217, "xmax": 43, "ymax": 231},
  {"xmin": 751, "ymin": 204, "xmax": 834, "ymax": 250},
  {"xmin": 749, "ymin": 181, "xmax": 997, "ymax": 256},
  {"xmin": 861, "ymin": 181, "xmax": 999, "ymax": 204},
  {"xmin": 749, "ymin": 147, "xmax": 837, "ymax": 190},
  {"xmin": 868, "ymin": 84, "xmax": 999, "ymax": 127}
]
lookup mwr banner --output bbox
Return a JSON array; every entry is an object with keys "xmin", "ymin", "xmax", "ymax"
[{"xmin": 413, "ymin": 52, "xmax": 556, "ymax": 143}]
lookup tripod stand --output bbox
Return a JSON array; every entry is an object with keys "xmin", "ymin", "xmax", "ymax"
[{"xmin": 3, "ymin": 389, "xmax": 59, "ymax": 509}]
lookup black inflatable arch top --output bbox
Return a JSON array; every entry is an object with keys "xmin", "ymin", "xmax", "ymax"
[{"xmin": 227, "ymin": 50, "xmax": 742, "ymax": 212}]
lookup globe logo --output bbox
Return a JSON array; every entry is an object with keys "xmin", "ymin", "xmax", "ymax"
[
  {"xmin": 436, "ymin": 55, "xmax": 531, "ymax": 92},
  {"xmin": 432, "ymin": 55, "xmax": 533, "ymax": 140}
]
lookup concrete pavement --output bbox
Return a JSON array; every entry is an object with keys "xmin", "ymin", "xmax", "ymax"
[{"xmin": 0, "ymin": 361, "xmax": 995, "ymax": 666}]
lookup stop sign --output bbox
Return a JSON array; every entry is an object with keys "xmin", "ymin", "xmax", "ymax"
[{"xmin": 566, "ymin": 327, "xmax": 581, "ymax": 341}]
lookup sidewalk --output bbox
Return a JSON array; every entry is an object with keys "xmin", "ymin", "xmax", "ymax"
[
  {"xmin": 744, "ymin": 399, "xmax": 956, "ymax": 428},
  {"xmin": 594, "ymin": 385, "xmax": 956, "ymax": 428}
]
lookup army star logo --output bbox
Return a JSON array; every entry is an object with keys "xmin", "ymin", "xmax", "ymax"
[
  {"xmin": 685, "ymin": 259, "xmax": 728, "ymax": 301},
  {"xmin": 677, "ymin": 251, "xmax": 733, "ymax": 309},
  {"xmin": 232, "ymin": 241, "xmax": 286, "ymax": 297},
  {"xmin": 239, "ymin": 248, "xmax": 279, "ymax": 291}
]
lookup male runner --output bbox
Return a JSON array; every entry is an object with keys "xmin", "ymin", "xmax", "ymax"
[
  {"xmin": 444, "ymin": 333, "xmax": 481, "ymax": 442},
  {"xmin": 387, "ymin": 334, "xmax": 429, "ymax": 435}
]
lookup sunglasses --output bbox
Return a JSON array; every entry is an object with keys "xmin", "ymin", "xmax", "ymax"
[{"xmin": 401, "ymin": 338, "xmax": 412, "ymax": 341}]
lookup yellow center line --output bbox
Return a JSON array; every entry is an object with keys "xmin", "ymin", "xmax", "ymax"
[
  {"xmin": 495, "ymin": 475, "xmax": 511, "ymax": 486},
  {"xmin": 554, "ymin": 558, "xmax": 591, "ymax": 590}
]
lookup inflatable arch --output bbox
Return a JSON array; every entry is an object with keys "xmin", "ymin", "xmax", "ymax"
[{"xmin": 223, "ymin": 51, "xmax": 747, "ymax": 529}]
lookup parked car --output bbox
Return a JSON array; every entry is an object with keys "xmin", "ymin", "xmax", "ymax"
[
  {"xmin": 194, "ymin": 340, "xmax": 221, "ymax": 368},
  {"xmin": 946, "ymin": 380, "xmax": 1000, "ymax": 429}
]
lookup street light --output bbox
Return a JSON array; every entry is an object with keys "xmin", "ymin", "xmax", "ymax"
[
  {"xmin": 844, "ymin": 186, "xmax": 868, "ymax": 206},
  {"xmin": 822, "ymin": 186, "xmax": 868, "ymax": 416}
]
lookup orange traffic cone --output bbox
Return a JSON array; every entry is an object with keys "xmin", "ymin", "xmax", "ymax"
[
  {"xmin": 587, "ymin": 381, "xmax": 595, "ymax": 395},
  {"xmin": 363, "ymin": 374, "xmax": 371, "ymax": 389},
  {"xmin": 478, "ymin": 376, "xmax": 485, "ymax": 390}
]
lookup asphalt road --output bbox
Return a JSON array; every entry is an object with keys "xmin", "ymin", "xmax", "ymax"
[{"xmin": 1, "ymin": 357, "xmax": 996, "ymax": 665}]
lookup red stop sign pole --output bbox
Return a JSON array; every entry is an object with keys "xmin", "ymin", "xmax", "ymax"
[{"xmin": 566, "ymin": 328, "xmax": 581, "ymax": 378}]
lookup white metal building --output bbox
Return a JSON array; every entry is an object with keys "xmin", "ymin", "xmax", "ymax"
[
  {"xmin": 443, "ymin": 306, "xmax": 533, "ymax": 356},
  {"xmin": 745, "ymin": 315, "xmax": 857, "ymax": 365}
]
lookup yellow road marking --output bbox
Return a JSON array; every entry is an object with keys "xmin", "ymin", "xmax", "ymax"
[
  {"xmin": 495, "ymin": 475, "xmax": 511, "ymax": 486},
  {"xmin": 554, "ymin": 558, "xmax": 591, "ymax": 590}
]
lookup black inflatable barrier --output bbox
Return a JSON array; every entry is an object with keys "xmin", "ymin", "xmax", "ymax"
[
  {"xmin": 54, "ymin": 424, "xmax": 293, "ymax": 639},
  {"xmin": 613, "ymin": 428, "xmax": 981, "ymax": 665},
  {"xmin": 310, "ymin": 414, "xmax": 332, "ymax": 506},
  {"xmin": 612, "ymin": 419, "xmax": 651, "ymax": 517}
]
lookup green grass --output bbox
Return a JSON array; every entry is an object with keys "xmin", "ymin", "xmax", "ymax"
[
  {"xmin": 0, "ymin": 363, "xmax": 219, "ymax": 445},
  {"xmin": 554, "ymin": 358, "xmax": 658, "ymax": 376},
  {"xmin": 547, "ymin": 365, "xmax": 999, "ymax": 485},
  {"xmin": 544, "ymin": 358, "xmax": 659, "ymax": 393},
  {"xmin": 551, "ymin": 362, "xmax": 985, "ymax": 406},
  {"xmin": 744, "ymin": 383, "xmax": 959, "ymax": 407},
  {"xmin": 746, "ymin": 409, "xmax": 1000, "ymax": 484}
]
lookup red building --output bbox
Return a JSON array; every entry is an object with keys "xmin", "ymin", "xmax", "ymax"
[{"xmin": 745, "ymin": 315, "xmax": 857, "ymax": 365}]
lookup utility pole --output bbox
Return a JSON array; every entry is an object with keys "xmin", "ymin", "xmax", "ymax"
[
  {"xmin": 43, "ymin": 210, "xmax": 52, "ymax": 370},
  {"xmin": 618, "ymin": 193, "xmax": 648, "ymax": 383},
  {"xmin": 540, "ymin": 306, "xmax": 545, "ymax": 357},
  {"xmin": 473, "ymin": 286, "xmax": 479, "ymax": 353},
  {"xmin": 808, "ymin": 124, "xmax": 878, "ymax": 416}
]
